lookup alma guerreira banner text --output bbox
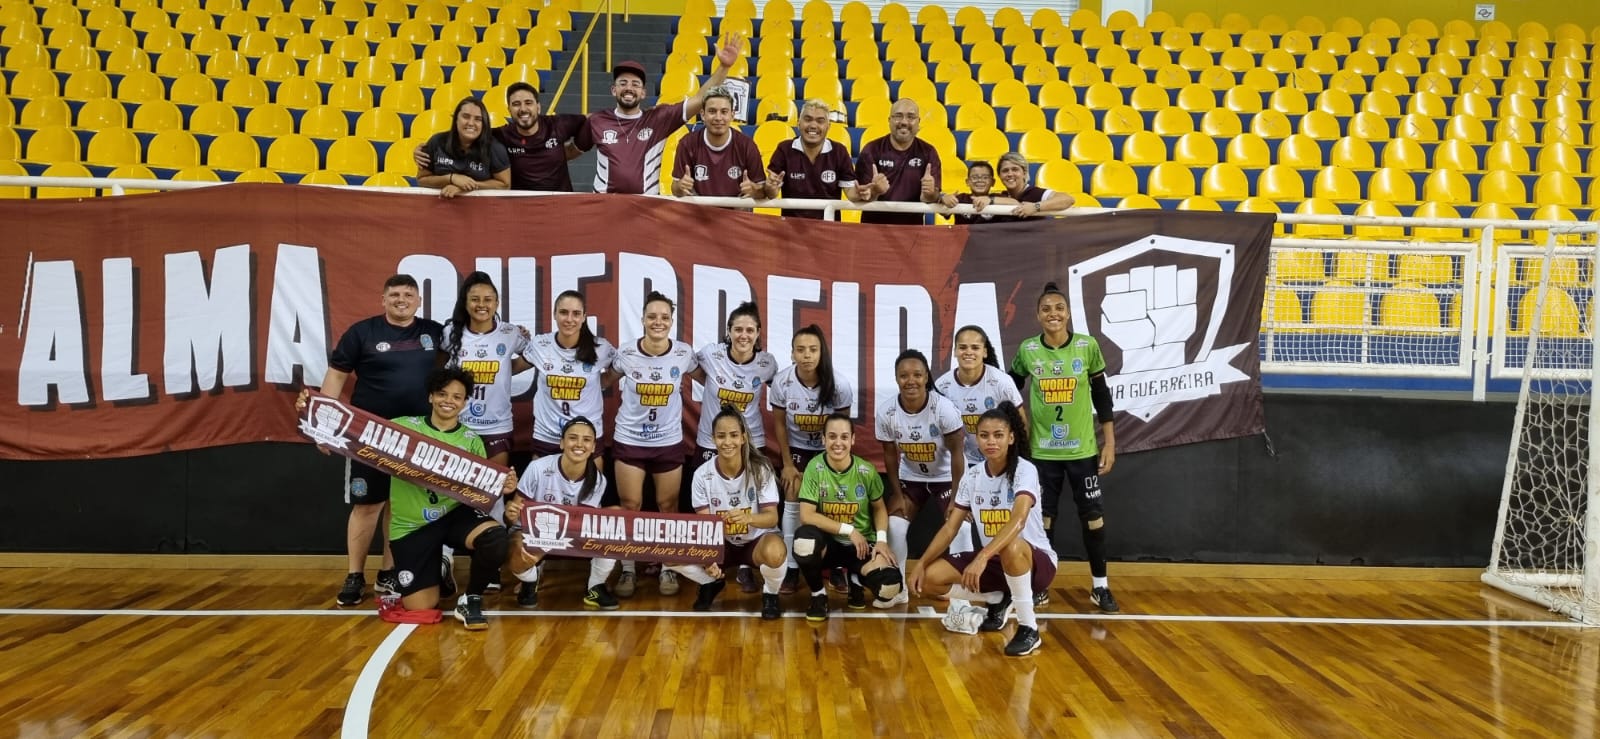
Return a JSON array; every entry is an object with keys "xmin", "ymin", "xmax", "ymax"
[{"xmin": 0, "ymin": 185, "xmax": 1270, "ymax": 461}]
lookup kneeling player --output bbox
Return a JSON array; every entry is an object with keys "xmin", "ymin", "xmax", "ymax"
[
  {"xmin": 909, "ymin": 402, "xmax": 1056, "ymax": 656},
  {"xmin": 360, "ymin": 368, "xmax": 517, "ymax": 630},
  {"xmin": 668, "ymin": 408, "xmax": 787, "ymax": 619},
  {"xmin": 793, "ymin": 414, "xmax": 902, "ymax": 621},
  {"xmin": 503, "ymin": 416, "xmax": 620, "ymax": 610}
]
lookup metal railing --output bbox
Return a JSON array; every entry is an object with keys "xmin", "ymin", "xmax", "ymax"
[{"xmin": 546, "ymin": 0, "xmax": 626, "ymax": 114}]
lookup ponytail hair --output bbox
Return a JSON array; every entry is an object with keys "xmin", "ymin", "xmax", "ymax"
[
  {"xmin": 1037, "ymin": 281, "xmax": 1067, "ymax": 307},
  {"xmin": 893, "ymin": 348, "xmax": 936, "ymax": 394},
  {"xmin": 553, "ymin": 290, "xmax": 599, "ymax": 366},
  {"xmin": 447, "ymin": 271, "xmax": 499, "ymax": 359},
  {"xmin": 795, "ymin": 324, "xmax": 839, "ymax": 410},
  {"xmin": 725, "ymin": 301, "xmax": 763, "ymax": 351},
  {"xmin": 977, "ymin": 400, "xmax": 1029, "ymax": 488},
  {"xmin": 560, "ymin": 415, "xmax": 600, "ymax": 502},
  {"xmin": 713, "ymin": 405, "xmax": 772, "ymax": 490},
  {"xmin": 955, "ymin": 324, "xmax": 1000, "ymax": 369}
]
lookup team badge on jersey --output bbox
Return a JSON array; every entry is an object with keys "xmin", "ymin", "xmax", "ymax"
[
  {"xmin": 821, "ymin": 170, "xmax": 836, "ymax": 183},
  {"xmin": 1052, "ymin": 360, "xmax": 1065, "ymax": 375},
  {"xmin": 854, "ymin": 484, "xmax": 866, "ymax": 500},
  {"xmin": 731, "ymin": 495, "xmax": 741, "ymax": 506},
  {"xmin": 1072, "ymin": 358, "xmax": 1084, "ymax": 373},
  {"xmin": 563, "ymin": 364, "xmax": 573, "ymax": 372},
  {"xmin": 583, "ymin": 363, "xmax": 594, "ymax": 372},
  {"xmin": 375, "ymin": 342, "xmax": 391, "ymax": 352},
  {"xmin": 421, "ymin": 335, "xmax": 435, "ymax": 350},
  {"xmin": 670, "ymin": 367, "xmax": 680, "ymax": 379},
  {"xmin": 398, "ymin": 570, "xmax": 414, "ymax": 586},
  {"xmin": 638, "ymin": 128, "xmax": 654, "ymax": 141},
  {"xmin": 693, "ymin": 165, "xmax": 709, "ymax": 181},
  {"xmin": 733, "ymin": 379, "xmax": 744, "ymax": 389},
  {"xmin": 602, "ymin": 130, "xmax": 619, "ymax": 144},
  {"xmin": 984, "ymin": 397, "xmax": 996, "ymax": 408},
  {"xmin": 711, "ymin": 497, "xmax": 721, "ymax": 507},
  {"xmin": 476, "ymin": 347, "xmax": 488, "ymax": 358},
  {"xmin": 544, "ymin": 138, "xmax": 559, "ymax": 148},
  {"xmin": 496, "ymin": 344, "xmax": 507, "ymax": 356},
  {"xmin": 727, "ymin": 166, "xmax": 743, "ymax": 179},
  {"xmin": 991, "ymin": 495, "xmax": 1001, "ymax": 507},
  {"xmin": 909, "ymin": 429, "xmax": 922, "ymax": 441},
  {"xmin": 650, "ymin": 371, "xmax": 661, "ymax": 380},
  {"xmin": 929, "ymin": 424, "xmax": 940, "ymax": 437}
]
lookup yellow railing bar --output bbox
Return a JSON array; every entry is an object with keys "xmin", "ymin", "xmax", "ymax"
[{"xmin": 548, "ymin": 0, "xmax": 614, "ymax": 114}]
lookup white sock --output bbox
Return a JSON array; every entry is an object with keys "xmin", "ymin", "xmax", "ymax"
[
  {"xmin": 589, "ymin": 558, "xmax": 617, "ymax": 589},
  {"xmin": 759, "ymin": 564, "xmax": 784, "ymax": 594},
  {"xmin": 948, "ymin": 584, "xmax": 1002, "ymax": 604},
  {"xmin": 622, "ymin": 561, "xmax": 636, "ymax": 574},
  {"xmin": 1006, "ymin": 572, "xmax": 1037, "ymax": 628},
  {"xmin": 781, "ymin": 501, "xmax": 800, "ymax": 568},
  {"xmin": 514, "ymin": 563, "xmax": 541, "ymax": 583},
  {"xmin": 1092, "ymin": 576, "xmax": 1108, "ymax": 590},
  {"xmin": 441, "ymin": 545, "xmax": 455, "ymax": 560},
  {"xmin": 888, "ymin": 516, "xmax": 910, "ymax": 575},
  {"xmin": 669, "ymin": 564, "xmax": 717, "ymax": 585}
]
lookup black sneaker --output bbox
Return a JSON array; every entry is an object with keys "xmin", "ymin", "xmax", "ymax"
[
  {"xmin": 1004, "ymin": 625, "xmax": 1042, "ymax": 656},
  {"xmin": 584, "ymin": 584, "xmax": 620, "ymax": 611},
  {"xmin": 980, "ymin": 594, "xmax": 1013, "ymax": 632},
  {"xmin": 692, "ymin": 580, "xmax": 726, "ymax": 611},
  {"xmin": 454, "ymin": 595, "xmax": 488, "ymax": 630},
  {"xmin": 735, "ymin": 566, "xmax": 759, "ymax": 593},
  {"xmin": 779, "ymin": 568, "xmax": 800, "ymax": 595},
  {"xmin": 806, "ymin": 593, "xmax": 829, "ymax": 622},
  {"xmin": 336, "ymin": 573, "xmax": 365, "ymax": 607},
  {"xmin": 1034, "ymin": 589, "xmax": 1050, "ymax": 608},
  {"xmin": 846, "ymin": 582, "xmax": 867, "ymax": 610},
  {"xmin": 761, "ymin": 593, "xmax": 781, "ymax": 620},
  {"xmin": 516, "ymin": 581, "xmax": 539, "ymax": 609},
  {"xmin": 828, "ymin": 569, "xmax": 848, "ymax": 593},
  {"xmin": 1090, "ymin": 586, "xmax": 1120, "ymax": 613},
  {"xmin": 437, "ymin": 554, "xmax": 457, "ymax": 600},
  {"xmin": 375, "ymin": 569, "xmax": 400, "ymax": 597}
]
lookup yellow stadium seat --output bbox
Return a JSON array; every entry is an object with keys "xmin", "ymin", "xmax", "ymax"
[
  {"xmin": 1101, "ymin": 105, "xmax": 1144, "ymax": 135},
  {"xmin": 1091, "ymin": 162, "xmax": 1140, "ymax": 198},
  {"xmin": 1068, "ymin": 130, "xmax": 1116, "ymax": 164},
  {"xmin": 1121, "ymin": 131, "xmax": 1167, "ymax": 165},
  {"xmin": 1410, "ymin": 202, "xmax": 1465, "ymax": 241},
  {"xmin": 1443, "ymin": 115, "xmax": 1487, "ymax": 144},
  {"xmin": 1512, "ymin": 289, "xmax": 1581, "ymax": 337},
  {"xmin": 274, "ymin": 78, "xmax": 324, "ymax": 109},
  {"xmin": 208, "ymin": 132, "xmax": 261, "ymax": 171},
  {"xmin": 1017, "ymin": 129, "xmax": 1062, "ymax": 162},
  {"xmin": 1361, "ymin": 90, "xmax": 1402, "ymax": 117},
  {"xmin": 1137, "ymin": 45, "xmax": 1173, "ymax": 70},
  {"xmin": 328, "ymin": 80, "xmax": 375, "ymax": 112},
  {"xmin": 1368, "ymin": 167, "xmax": 1418, "ymax": 202},
  {"xmin": 1394, "ymin": 114, "xmax": 1439, "ymax": 142},
  {"xmin": 106, "ymin": 165, "xmax": 160, "ymax": 193},
  {"xmin": 1053, "ymin": 105, "xmax": 1095, "ymax": 135},
  {"xmin": 1536, "ymin": 143, "xmax": 1582, "ymax": 175},
  {"xmin": 1151, "ymin": 63, "xmax": 1188, "ymax": 89},
  {"xmin": 1481, "ymin": 140, "xmax": 1527, "ymax": 172},
  {"xmin": 1479, "ymin": 170, "xmax": 1529, "ymax": 204},
  {"xmin": 1064, "ymin": 59, "xmax": 1100, "ymax": 85},
  {"xmin": 83, "ymin": 128, "xmax": 140, "ymax": 165},
  {"xmin": 103, "ymin": 45, "xmax": 152, "ymax": 75},
  {"xmin": 1225, "ymin": 134, "xmax": 1270, "ymax": 167},
  {"xmin": 1277, "ymin": 134, "xmax": 1323, "ymax": 168},
  {"xmin": 1200, "ymin": 163, "xmax": 1249, "ymax": 199},
  {"xmin": 146, "ymin": 130, "xmax": 201, "ymax": 168},
  {"xmin": 1263, "ymin": 288, "xmax": 1304, "ymax": 328},
  {"xmin": 267, "ymin": 135, "xmax": 321, "ymax": 173},
  {"xmin": 1035, "ymin": 159, "xmax": 1080, "ymax": 193},
  {"xmin": 961, "ymin": 127, "xmax": 1009, "ymax": 162},
  {"xmin": 1237, "ymin": 197, "xmax": 1286, "ymax": 235},
  {"xmin": 171, "ymin": 166, "xmax": 221, "ymax": 183},
  {"xmin": 1128, "ymin": 84, "xmax": 1169, "ymax": 112},
  {"xmin": 19, "ymin": 98, "xmax": 72, "ymax": 130},
  {"xmin": 1311, "ymin": 285, "xmax": 1368, "ymax": 328},
  {"xmin": 1378, "ymin": 289, "xmax": 1443, "ymax": 332},
  {"xmin": 1534, "ymin": 173, "xmax": 1582, "ymax": 206},
  {"xmin": 1314, "ymin": 89, "xmax": 1356, "ymax": 117},
  {"xmin": 1200, "ymin": 109, "xmax": 1242, "ymax": 137},
  {"xmin": 298, "ymin": 169, "xmax": 349, "ymax": 185},
  {"xmin": 1175, "ymin": 84, "xmax": 1216, "ymax": 112},
  {"xmin": 1377, "ymin": 138, "xmax": 1425, "ymax": 170},
  {"xmin": 325, "ymin": 137, "xmax": 377, "ymax": 176},
  {"xmin": 9, "ymin": 68, "xmax": 62, "ymax": 99},
  {"xmin": 245, "ymin": 104, "xmax": 296, "ymax": 135},
  {"xmin": 1082, "ymin": 82, "xmax": 1123, "ymax": 111},
  {"xmin": 1268, "ymin": 88, "xmax": 1309, "ymax": 115},
  {"xmin": 350, "ymin": 109, "xmax": 403, "ymax": 142},
  {"xmin": 189, "ymin": 101, "xmax": 239, "ymax": 135},
  {"xmin": 1146, "ymin": 162, "xmax": 1196, "ymax": 198},
  {"xmin": 1172, "ymin": 132, "xmax": 1217, "ymax": 165},
  {"xmin": 1352, "ymin": 200, "xmax": 1405, "ymax": 241},
  {"xmin": 297, "ymin": 106, "xmax": 349, "ymax": 138},
  {"xmin": 1329, "ymin": 137, "xmax": 1374, "ymax": 169},
  {"xmin": 1004, "ymin": 104, "xmax": 1047, "ymax": 132},
  {"xmin": 37, "ymin": 163, "xmax": 96, "ymax": 199},
  {"xmin": 1222, "ymin": 87, "xmax": 1262, "ymax": 114},
  {"xmin": 1257, "ymin": 165, "xmax": 1306, "ymax": 200},
  {"xmin": 1313, "ymin": 166, "xmax": 1361, "ymax": 201},
  {"xmin": 1295, "ymin": 198, "xmax": 1347, "ymax": 238},
  {"xmin": 76, "ymin": 98, "xmax": 129, "ymax": 131},
  {"xmin": 131, "ymin": 100, "xmax": 183, "ymax": 132},
  {"xmin": 1298, "ymin": 111, "xmax": 1342, "ymax": 140},
  {"xmin": 1493, "ymin": 116, "xmax": 1536, "ymax": 145}
]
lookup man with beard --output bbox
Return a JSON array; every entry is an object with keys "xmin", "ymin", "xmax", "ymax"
[
  {"xmin": 576, "ymin": 33, "xmax": 745, "ymax": 195},
  {"xmin": 670, "ymin": 85, "xmax": 766, "ymax": 201},
  {"xmin": 761, "ymin": 99, "xmax": 864, "ymax": 219},
  {"xmin": 414, "ymin": 83, "xmax": 585, "ymax": 191},
  {"xmin": 854, "ymin": 98, "xmax": 944, "ymax": 225}
]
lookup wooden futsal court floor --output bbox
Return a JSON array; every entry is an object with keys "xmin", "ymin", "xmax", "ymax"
[{"xmin": 1, "ymin": 558, "xmax": 1596, "ymax": 738}]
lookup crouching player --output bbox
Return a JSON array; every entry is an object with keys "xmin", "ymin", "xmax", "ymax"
[
  {"xmin": 668, "ymin": 408, "xmax": 787, "ymax": 619},
  {"xmin": 504, "ymin": 416, "xmax": 622, "ymax": 610},
  {"xmin": 792, "ymin": 414, "xmax": 903, "ymax": 621},
  {"xmin": 908, "ymin": 402, "xmax": 1056, "ymax": 656}
]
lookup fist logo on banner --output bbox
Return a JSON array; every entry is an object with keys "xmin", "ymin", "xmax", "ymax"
[
  {"xmin": 300, "ymin": 395, "xmax": 353, "ymax": 449},
  {"xmin": 1070, "ymin": 235, "xmax": 1253, "ymax": 422},
  {"xmin": 522, "ymin": 504, "xmax": 575, "ymax": 550}
]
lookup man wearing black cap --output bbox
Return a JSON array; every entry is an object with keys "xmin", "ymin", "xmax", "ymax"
[
  {"xmin": 574, "ymin": 33, "xmax": 745, "ymax": 195},
  {"xmin": 414, "ymin": 82, "xmax": 585, "ymax": 191}
]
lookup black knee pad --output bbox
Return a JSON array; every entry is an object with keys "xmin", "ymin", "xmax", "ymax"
[
  {"xmin": 862, "ymin": 565, "xmax": 903, "ymax": 604},
  {"xmin": 472, "ymin": 524, "xmax": 510, "ymax": 563},
  {"xmin": 791, "ymin": 525, "xmax": 829, "ymax": 566}
]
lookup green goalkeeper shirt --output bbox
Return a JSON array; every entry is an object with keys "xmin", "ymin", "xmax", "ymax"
[
  {"xmin": 387, "ymin": 416, "xmax": 486, "ymax": 540},
  {"xmin": 1010, "ymin": 333, "xmax": 1106, "ymax": 461},
  {"xmin": 798, "ymin": 454, "xmax": 884, "ymax": 544}
]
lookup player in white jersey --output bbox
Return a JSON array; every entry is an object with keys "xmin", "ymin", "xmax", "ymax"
[
  {"xmin": 610, "ymin": 291, "xmax": 699, "ymax": 598},
  {"xmin": 935, "ymin": 325, "xmax": 1024, "ymax": 467},
  {"xmin": 688, "ymin": 301, "xmax": 779, "ymax": 593},
  {"xmin": 504, "ymin": 417, "xmax": 622, "ymax": 610},
  {"xmin": 523, "ymin": 290, "xmax": 618, "ymax": 456},
  {"xmin": 767, "ymin": 324, "xmax": 854, "ymax": 594},
  {"xmin": 667, "ymin": 408, "xmax": 787, "ymax": 619},
  {"xmin": 875, "ymin": 348, "xmax": 966, "ymax": 607},
  {"xmin": 441, "ymin": 272, "xmax": 533, "ymax": 466},
  {"xmin": 910, "ymin": 402, "xmax": 1057, "ymax": 656}
]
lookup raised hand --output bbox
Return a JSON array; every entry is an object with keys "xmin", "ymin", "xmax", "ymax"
[
  {"xmin": 870, "ymin": 165, "xmax": 889, "ymax": 195},
  {"xmin": 673, "ymin": 173, "xmax": 697, "ymax": 197},
  {"xmin": 715, "ymin": 32, "xmax": 746, "ymax": 70},
  {"xmin": 920, "ymin": 171, "xmax": 937, "ymax": 199},
  {"xmin": 739, "ymin": 174, "xmax": 763, "ymax": 199}
]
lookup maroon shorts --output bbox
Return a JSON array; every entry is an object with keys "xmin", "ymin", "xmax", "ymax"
[
  {"xmin": 944, "ymin": 546, "xmax": 1057, "ymax": 595},
  {"xmin": 722, "ymin": 533, "xmax": 779, "ymax": 568},
  {"xmin": 612, "ymin": 440, "xmax": 686, "ymax": 474},
  {"xmin": 787, "ymin": 447, "xmax": 823, "ymax": 471},
  {"xmin": 479, "ymin": 432, "xmax": 514, "ymax": 459},
  {"xmin": 897, "ymin": 480, "xmax": 953, "ymax": 512}
]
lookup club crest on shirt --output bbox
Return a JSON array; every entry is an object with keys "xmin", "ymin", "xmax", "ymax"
[
  {"xmin": 375, "ymin": 342, "xmax": 391, "ymax": 352},
  {"xmin": 928, "ymin": 424, "xmax": 940, "ymax": 437},
  {"xmin": 990, "ymin": 494, "xmax": 1001, "ymax": 507},
  {"xmin": 733, "ymin": 378, "xmax": 744, "ymax": 389},
  {"xmin": 601, "ymin": 130, "xmax": 619, "ymax": 144},
  {"xmin": 909, "ymin": 429, "xmax": 922, "ymax": 441},
  {"xmin": 545, "ymin": 138, "xmax": 560, "ymax": 148},
  {"xmin": 562, "ymin": 364, "xmax": 573, "ymax": 372},
  {"xmin": 1052, "ymin": 360, "xmax": 1065, "ymax": 375},
  {"xmin": 909, "ymin": 158, "xmax": 923, "ymax": 167},
  {"xmin": 496, "ymin": 344, "xmax": 507, "ymax": 356},
  {"xmin": 1072, "ymin": 358, "xmax": 1084, "ymax": 373},
  {"xmin": 476, "ymin": 347, "xmax": 488, "ymax": 358},
  {"xmin": 820, "ymin": 170, "xmax": 836, "ymax": 183},
  {"xmin": 638, "ymin": 128, "xmax": 654, "ymax": 141},
  {"xmin": 693, "ymin": 164, "xmax": 709, "ymax": 181},
  {"xmin": 421, "ymin": 335, "xmax": 435, "ymax": 351},
  {"xmin": 727, "ymin": 166, "xmax": 743, "ymax": 179},
  {"xmin": 670, "ymin": 367, "xmax": 681, "ymax": 379},
  {"xmin": 650, "ymin": 371, "xmax": 661, "ymax": 380},
  {"xmin": 711, "ymin": 497, "xmax": 722, "ymax": 507}
]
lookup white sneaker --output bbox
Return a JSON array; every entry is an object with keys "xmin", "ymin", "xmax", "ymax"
[
  {"xmin": 871, "ymin": 589, "xmax": 910, "ymax": 609},
  {"xmin": 658, "ymin": 570, "xmax": 680, "ymax": 596}
]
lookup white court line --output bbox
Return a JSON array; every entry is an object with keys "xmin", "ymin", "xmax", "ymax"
[
  {"xmin": 340, "ymin": 623, "xmax": 415, "ymax": 739},
  {"xmin": 0, "ymin": 607, "xmax": 1589, "ymax": 628}
]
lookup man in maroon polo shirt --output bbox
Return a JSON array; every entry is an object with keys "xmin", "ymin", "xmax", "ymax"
[
  {"xmin": 413, "ymin": 83, "xmax": 585, "ymax": 191},
  {"xmin": 575, "ymin": 34, "xmax": 745, "ymax": 195},
  {"xmin": 854, "ymin": 98, "xmax": 943, "ymax": 226},
  {"xmin": 670, "ymin": 86, "xmax": 766, "ymax": 200},
  {"xmin": 761, "ymin": 99, "xmax": 863, "ymax": 219}
]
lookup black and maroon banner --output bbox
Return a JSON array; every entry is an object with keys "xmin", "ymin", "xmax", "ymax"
[
  {"xmin": 520, "ymin": 503, "xmax": 725, "ymax": 565},
  {"xmin": 0, "ymin": 185, "xmax": 1269, "ymax": 460},
  {"xmin": 298, "ymin": 391, "xmax": 508, "ymax": 512}
]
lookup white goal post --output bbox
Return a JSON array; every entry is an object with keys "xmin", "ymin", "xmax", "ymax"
[{"xmin": 1482, "ymin": 238, "xmax": 1600, "ymax": 625}]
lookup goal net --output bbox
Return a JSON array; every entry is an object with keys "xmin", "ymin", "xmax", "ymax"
[{"xmin": 1482, "ymin": 241, "xmax": 1600, "ymax": 625}]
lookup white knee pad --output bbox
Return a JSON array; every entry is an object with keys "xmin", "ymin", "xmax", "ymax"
[{"xmin": 793, "ymin": 537, "xmax": 817, "ymax": 558}]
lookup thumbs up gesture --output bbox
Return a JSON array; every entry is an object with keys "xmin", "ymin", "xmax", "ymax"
[
  {"xmin": 870, "ymin": 165, "xmax": 890, "ymax": 196},
  {"xmin": 739, "ymin": 172, "xmax": 764, "ymax": 199},
  {"xmin": 673, "ymin": 172, "xmax": 697, "ymax": 197},
  {"xmin": 920, "ymin": 171, "xmax": 938, "ymax": 200}
]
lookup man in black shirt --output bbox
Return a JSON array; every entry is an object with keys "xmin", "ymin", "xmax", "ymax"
[{"xmin": 319, "ymin": 274, "xmax": 444, "ymax": 606}]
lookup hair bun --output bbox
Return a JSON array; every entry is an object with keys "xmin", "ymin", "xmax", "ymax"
[{"xmin": 1042, "ymin": 281, "xmax": 1059, "ymax": 292}]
